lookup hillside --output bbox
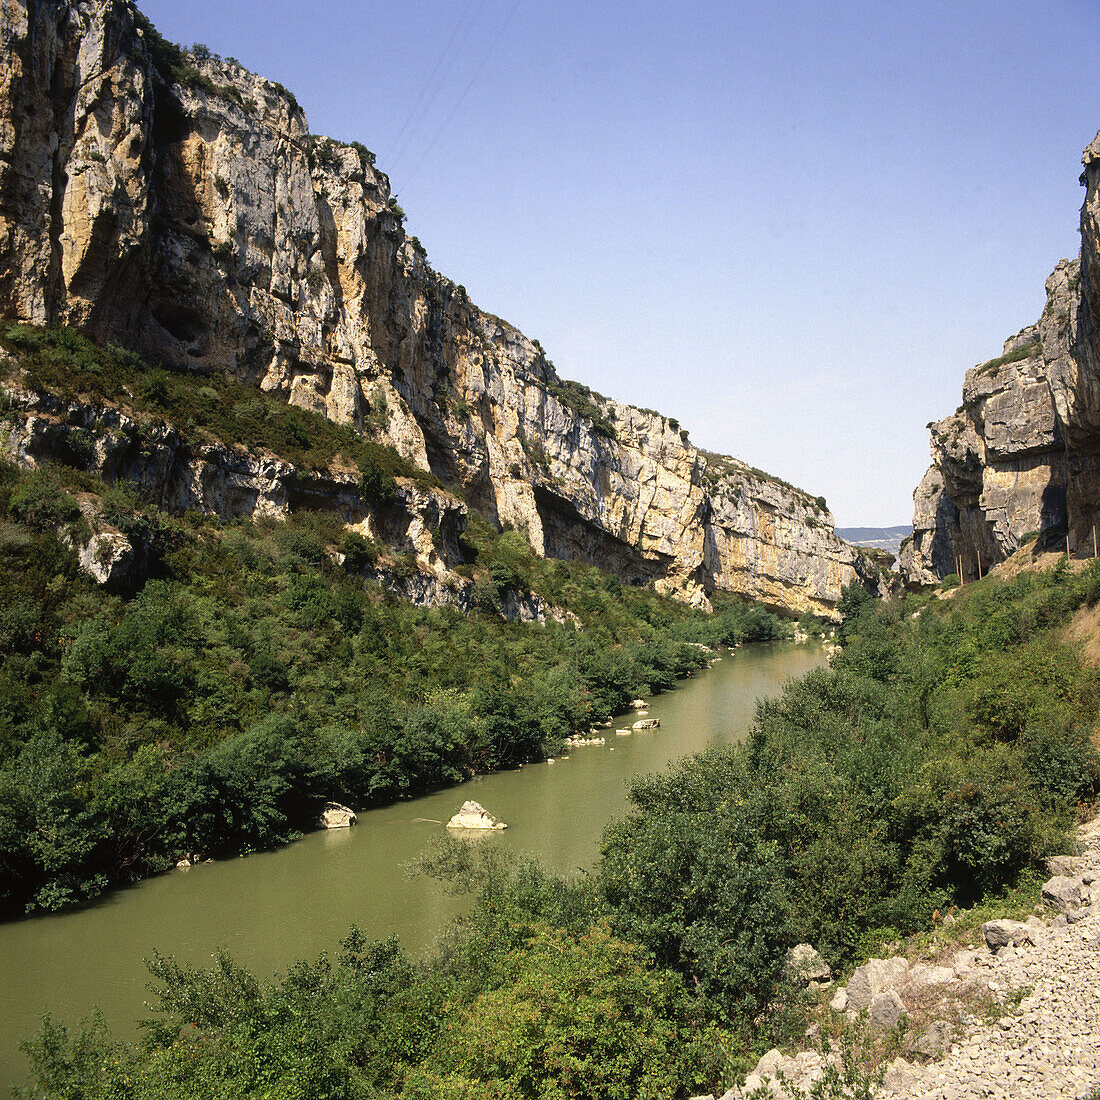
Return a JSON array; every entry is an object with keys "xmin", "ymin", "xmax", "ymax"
[
  {"xmin": 0, "ymin": 0, "xmax": 876, "ymax": 616},
  {"xmin": 0, "ymin": 328, "xmax": 805, "ymax": 917}
]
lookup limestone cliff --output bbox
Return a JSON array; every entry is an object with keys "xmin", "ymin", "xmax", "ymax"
[
  {"xmin": 0, "ymin": 0, "xmax": 872, "ymax": 615},
  {"xmin": 902, "ymin": 132, "xmax": 1100, "ymax": 584}
]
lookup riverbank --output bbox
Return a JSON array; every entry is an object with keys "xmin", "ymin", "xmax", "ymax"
[
  {"xmin": 0, "ymin": 447, "xmax": 804, "ymax": 921},
  {"xmin": 0, "ymin": 642, "xmax": 825, "ymax": 1092}
]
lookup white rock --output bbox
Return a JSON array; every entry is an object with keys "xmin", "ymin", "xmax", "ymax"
[
  {"xmin": 1041, "ymin": 875, "xmax": 1090, "ymax": 913},
  {"xmin": 786, "ymin": 943, "xmax": 832, "ymax": 984},
  {"xmin": 908, "ymin": 964, "xmax": 956, "ymax": 988},
  {"xmin": 982, "ymin": 919, "xmax": 1035, "ymax": 950},
  {"xmin": 870, "ymin": 988, "xmax": 907, "ymax": 1030},
  {"xmin": 318, "ymin": 801, "xmax": 356, "ymax": 828},
  {"xmin": 445, "ymin": 800, "xmax": 506, "ymax": 829},
  {"xmin": 847, "ymin": 956, "xmax": 909, "ymax": 1010}
]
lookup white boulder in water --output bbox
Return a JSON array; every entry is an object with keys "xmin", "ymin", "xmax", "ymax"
[
  {"xmin": 446, "ymin": 800, "xmax": 507, "ymax": 830},
  {"xmin": 319, "ymin": 802, "xmax": 357, "ymax": 828}
]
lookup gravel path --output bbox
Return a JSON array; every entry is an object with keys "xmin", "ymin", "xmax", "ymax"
[{"xmin": 877, "ymin": 817, "xmax": 1100, "ymax": 1100}]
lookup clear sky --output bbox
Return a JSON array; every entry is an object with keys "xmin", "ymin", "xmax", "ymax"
[{"xmin": 138, "ymin": 0, "xmax": 1100, "ymax": 527}]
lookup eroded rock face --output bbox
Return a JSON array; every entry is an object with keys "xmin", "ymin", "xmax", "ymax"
[
  {"xmin": 0, "ymin": 0, "xmax": 873, "ymax": 616},
  {"xmin": 903, "ymin": 129, "xmax": 1100, "ymax": 585}
]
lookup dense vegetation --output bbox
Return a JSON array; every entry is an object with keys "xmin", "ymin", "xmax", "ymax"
[
  {"xmin": 0, "ymin": 326, "xmax": 790, "ymax": 918},
  {"xmin": 600, "ymin": 563, "xmax": 1100, "ymax": 1014},
  {"xmin": 17, "ymin": 559, "xmax": 1100, "ymax": 1097},
  {"xmin": 7, "ymin": 322, "xmax": 1099, "ymax": 1097},
  {"xmin": 17, "ymin": 847, "xmax": 722, "ymax": 1100}
]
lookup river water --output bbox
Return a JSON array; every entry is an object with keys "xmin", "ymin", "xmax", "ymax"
[{"xmin": 0, "ymin": 641, "xmax": 825, "ymax": 1090}]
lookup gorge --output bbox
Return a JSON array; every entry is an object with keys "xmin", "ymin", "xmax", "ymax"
[
  {"xmin": 0, "ymin": 0, "xmax": 876, "ymax": 617},
  {"xmin": 5, "ymin": 3, "xmax": 1100, "ymax": 1099}
]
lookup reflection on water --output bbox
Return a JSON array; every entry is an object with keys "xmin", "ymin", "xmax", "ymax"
[{"xmin": 0, "ymin": 642, "xmax": 824, "ymax": 1089}]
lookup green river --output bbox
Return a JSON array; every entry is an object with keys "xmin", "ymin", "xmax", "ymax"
[{"xmin": 0, "ymin": 641, "xmax": 825, "ymax": 1090}]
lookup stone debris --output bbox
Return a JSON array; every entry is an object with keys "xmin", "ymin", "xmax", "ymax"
[
  {"xmin": 869, "ymin": 989, "xmax": 907, "ymax": 1031},
  {"xmin": 908, "ymin": 964, "xmax": 956, "ymax": 988},
  {"xmin": 907, "ymin": 1019, "xmax": 954, "ymax": 1061},
  {"xmin": 632, "ymin": 717, "xmax": 661, "ymax": 730},
  {"xmin": 318, "ymin": 802, "xmax": 356, "ymax": 828},
  {"xmin": 445, "ymin": 800, "xmax": 507, "ymax": 829},
  {"xmin": 1047, "ymin": 854, "xmax": 1086, "ymax": 878},
  {"xmin": 1040, "ymin": 874, "xmax": 1091, "ymax": 913},
  {"xmin": 785, "ymin": 943, "xmax": 832, "ymax": 985},
  {"xmin": 718, "ymin": 817, "xmax": 1100, "ymax": 1099},
  {"xmin": 874, "ymin": 814, "xmax": 1100, "ymax": 1099},
  {"xmin": 846, "ymin": 956, "xmax": 909, "ymax": 1010},
  {"xmin": 981, "ymin": 918, "xmax": 1035, "ymax": 950}
]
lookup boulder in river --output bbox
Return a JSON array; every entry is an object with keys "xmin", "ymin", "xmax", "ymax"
[
  {"xmin": 319, "ymin": 802, "xmax": 357, "ymax": 828},
  {"xmin": 633, "ymin": 718, "xmax": 660, "ymax": 730},
  {"xmin": 630, "ymin": 698, "xmax": 648, "ymax": 708},
  {"xmin": 446, "ymin": 800, "xmax": 507, "ymax": 830}
]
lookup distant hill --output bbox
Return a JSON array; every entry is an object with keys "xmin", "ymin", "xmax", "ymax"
[{"xmin": 836, "ymin": 526, "xmax": 912, "ymax": 554}]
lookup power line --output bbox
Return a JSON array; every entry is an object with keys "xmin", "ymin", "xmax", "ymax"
[
  {"xmin": 387, "ymin": 0, "xmax": 487, "ymax": 175},
  {"xmin": 401, "ymin": 0, "xmax": 522, "ymax": 190}
]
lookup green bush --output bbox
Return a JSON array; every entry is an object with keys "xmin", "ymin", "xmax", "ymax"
[{"xmin": 8, "ymin": 476, "xmax": 80, "ymax": 532}]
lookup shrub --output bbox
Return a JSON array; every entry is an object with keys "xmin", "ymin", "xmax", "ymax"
[{"xmin": 8, "ymin": 476, "xmax": 80, "ymax": 531}]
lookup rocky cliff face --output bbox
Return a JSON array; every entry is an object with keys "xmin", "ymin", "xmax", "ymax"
[
  {"xmin": 0, "ymin": 0, "xmax": 872, "ymax": 615},
  {"xmin": 902, "ymin": 133, "xmax": 1100, "ymax": 584}
]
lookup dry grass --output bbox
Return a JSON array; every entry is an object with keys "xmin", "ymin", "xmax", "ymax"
[
  {"xmin": 1062, "ymin": 601, "xmax": 1100, "ymax": 668},
  {"xmin": 987, "ymin": 544, "xmax": 1092, "ymax": 581}
]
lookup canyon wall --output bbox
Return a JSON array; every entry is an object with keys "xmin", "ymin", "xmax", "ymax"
[
  {"xmin": 902, "ymin": 133, "xmax": 1100, "ymax": 584},
  {"xmin": 0, "ymin": 0, "xmax": 873, "ymax": 614}
]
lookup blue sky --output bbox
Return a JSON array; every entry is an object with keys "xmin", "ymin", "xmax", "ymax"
[{"xmin": 139, "ymin": 0, "xmax": 1100, "ymax": 526}]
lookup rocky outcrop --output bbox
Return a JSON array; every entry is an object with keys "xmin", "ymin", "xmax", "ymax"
[
  {"xmin": 0, "ymin": 0, "xmax": 873, "ymax": 616},
  {"xmin": 707, "ymin": 824, "xmax": 1100, "ymax": 1100},
  {"xmin": 0, "ymin": 384, "xmax": 468, "ymax": 576},
  {"xmin": 903, "ymin": 130, "xmax": 1100, "ymax": 584},
  {"xmin": 784, "ymin": 943, "xmax": 831, "ymax": 985}
]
